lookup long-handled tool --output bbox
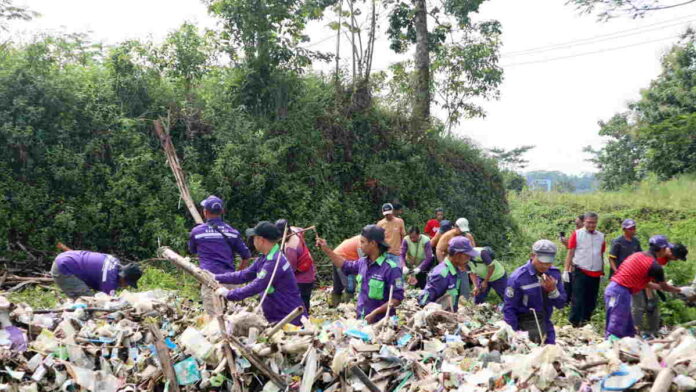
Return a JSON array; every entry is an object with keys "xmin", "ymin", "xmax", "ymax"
[{"xmin": 256, "ymin": 223, "xmax": 290, "ymax": 313}]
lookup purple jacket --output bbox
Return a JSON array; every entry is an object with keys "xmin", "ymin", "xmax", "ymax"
[
  {"xmin": 341, "ymin": 253, "xmax": 404, "ymax": 323},
  {"xmin": 55, "ymin": 251, "xmax": 120, "ymax": 294},
  {"xmin": 400, "ymin": 236, "xmax": 434, "ymax": 272},
  {"xmin": 503, "ymin": 261, "xmax": 566, "ymax": 344},
  {"xmin": 189, "ymin": 218, "xmax": 251, "ymax": 274},
  {"xmin": 419, "ymin": 259, "xmax": 462, "ymax": 311},
  {"xmin": 215, "ymin": 244, "xmax": 307, "ymax": 324}
]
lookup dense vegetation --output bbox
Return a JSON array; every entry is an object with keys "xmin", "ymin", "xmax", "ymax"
[
  {"xmin": 0, "ymin": 29, "xmax": 513, "ymax": 265},
  {"xmin": 586, "ymin": 31, "xmax": 696, "ymax": 190}
]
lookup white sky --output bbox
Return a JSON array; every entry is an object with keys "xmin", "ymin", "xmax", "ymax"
[{"xmin": 7, "ymin": 0, "xmax": 696, "ymax": 174}]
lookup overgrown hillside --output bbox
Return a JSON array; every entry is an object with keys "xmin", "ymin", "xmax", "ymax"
[{"xmin": 503, "ymin": 175, "xmax": 696, "ymax": 325}]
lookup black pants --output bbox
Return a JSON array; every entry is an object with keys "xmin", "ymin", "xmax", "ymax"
[
  {"xmin": 415, "ymin": 270, "xmax": 428, "ymax": 289},
  {"xmin": 298, "ymin": 282, "xmax": 314, "ymax": 313},
  {"xmin": 569, "ymin": 269, "xmax": 600, "ymax": 327}
]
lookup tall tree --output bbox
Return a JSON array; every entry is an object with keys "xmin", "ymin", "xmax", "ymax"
[{"xmin": 0, "ymin": 0, "xmax": 36, "ymax": 31}]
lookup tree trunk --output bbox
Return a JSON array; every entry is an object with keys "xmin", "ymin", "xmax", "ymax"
[{"xmin": 412, "ymin": 0, "xmax": 430, "ymax": 130}]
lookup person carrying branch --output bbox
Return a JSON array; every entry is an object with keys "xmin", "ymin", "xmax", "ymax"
[
  {"xmin": 214, "ymin": 221, "xmax": 307, "ymax": 325},
  {"xmin": 503, "ymin": 240, "xmax": 566, "ymax": 344},
  {"xmin": 418, "ymin": 237, "xmax": 477, "ymax": 312},
  {"xmin": 275, "ymin": 219, "xmax": 316, "ymax": 313},
  {"xmin": 51, "ymin": 250, "xmax": 142, "ymax": 298},
  {"xmin": 316, "ymin": 225, "xmax": 404, "ymax": 324},
  {"xmin": 604, "ymin": 235, "xmax": 691, "ymax": 339},
  {"xmin": 189, "ymin": 195, "xmax": 251, "ymax": 316}
]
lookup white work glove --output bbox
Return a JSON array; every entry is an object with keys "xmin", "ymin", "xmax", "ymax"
[
  {"xmin": 402, "ymin": 266, "xmax": 410, "ymax": 275},
  {"xmin": 413, "ymin": 268, "xmax": 421, "ymax": 276},
  {"xmin": 680, "ymin": 286, "xmax": 695, "ymax": 297},
  {"xmin": 215, "ymin": 287, "xmax": 230, "ymax": 297},
  {"xmin": 562, "ymin": 271, "xmax": 570, "ymax": 283}
]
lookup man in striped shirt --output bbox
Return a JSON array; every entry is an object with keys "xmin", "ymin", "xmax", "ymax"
[{"xmin": 604, "ymin": 235, "xmax": 689, "ymax": 338}]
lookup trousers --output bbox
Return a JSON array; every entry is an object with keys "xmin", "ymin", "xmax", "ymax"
[{"xmin": 569, "ymin": 269, "xmax": 600, "ymax": 326}]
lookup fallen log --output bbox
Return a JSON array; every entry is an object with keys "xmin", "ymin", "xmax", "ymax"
[
  {"xmin": 650, "ymin": 367, "xmax": 675, "ymax": 392},
  {"xmin": 157, "ymin": 247, "xmax": 218, "ymax": 289}
]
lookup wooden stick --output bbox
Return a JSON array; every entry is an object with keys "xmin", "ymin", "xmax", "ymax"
[
  {"xmin": 157, "ymin": 247, "xmax": 218, "ymax": 288},
  {"xmin": 227, "ymin": 335, "xmax": 287, "ymax": 389},
  {"xmin": 650, "ymin": 367, "xmax": 675, "ymax": 392},
  {"xmin": 216, "ymin": 315, "xmax": 243, "ymax": 392},
  {"xmin": 262, "ymin": 306, "xmax": 304, "ymax": 339},
  {"xmin": 349, "ymin": 365, "xmax": 380, "ymax": 392},
  {"xmin": 153, "ymin": 119, "xmax": 203, "ymax": 225},
  {"xmin": 256, "ymin": 224, "xmax": 289, "ymax": 313},
  {"xmin": 577, "ymin": 360, "xmax": 609, "ymax": 370},
  {"xmin": 147, "ymin": 323, "xmax": 180, "ymax": 392}
]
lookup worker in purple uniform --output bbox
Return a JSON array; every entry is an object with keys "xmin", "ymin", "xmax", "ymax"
[
  {"xmin": 316, "ymin": 224, "xmax": 405, "ymax": 324},
  {"xmin": 51, "ymin": 251, "xmax": 142, "ymax": 298},
  {"xmin": 418, "ymin": 237, "xmax": 476, "ymax": 312},
  {"xmin": 214, "ymin": 221, "xmax": 307, "ymax": 325},
  {"xmin": 189, "ymin": 195, "xmax": 251, "ymax": 316},
  {"xmin": 503, "ymin": 240, "xmax": 567, "ymax": 344}
]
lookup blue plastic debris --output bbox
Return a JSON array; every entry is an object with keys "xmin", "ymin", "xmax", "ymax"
[
  {"xmin": 174, "ymin": 357, "xmax": 201, "ymax": 386},
  {"xmin": 344, "ymin": 329, "xmax": 371, "ymax": 341},
  {"xmin": 397, "ymin": 334, "xmax": 412, "ymax": 347}
]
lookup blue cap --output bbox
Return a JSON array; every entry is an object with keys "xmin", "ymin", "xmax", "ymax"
[
  {"xmin": 448, "ymin": 236, "xmax": 478, "ymax": 258},
  {"xmin": 439, "ymin": 220, "xmax": 452, "ymax": 233},
  {"xmin": 200, "ymin": 195, "xmax": 224, "ymax": 214},
  {"xmin": 622, "ymin": 219, "xmax": 636, "ymax": 229},
  {"xmin": 649, "ymin": 235, "xmax": 674, "ymax": 250}
]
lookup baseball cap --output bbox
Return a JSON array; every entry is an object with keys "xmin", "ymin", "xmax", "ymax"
[
  {"xmin": 439, "ymin": 220, "xmax": 452, "ymax": 233},
  {"xmin": 649, "ymin": 235, "xmax": 674, "ymax": 250},
  {"xmin": 621, "ymin": 219, "xmax": 636, "ymax": 229},
  {"xmin": 274, "ymin": 219, "xmax": 289, "ymax": 233},
  {"xmin": 435, "ymin": 207, "xmax": 444, "ymax": 213},
  {"xmin": 455, "ymin": 218, "xmax": 470, "ymax": 232},
  {"xmin": 245, "ymin": 228, "xmax": 256, "ymax": 238},
  {"xmin": 119, "ymin": 263, "xmax": 142, "ymax": 289},
  {"xmin": 249, "ymin": 221, "xmax": 282, "ymax": 241},
  {"xmin": 361, "ymin": 224, "xmax": 390, "ymax": 248},
  {"xmin": 382, "ymin": 203, "xmax": 394, "ymax": 215},
  {"xmin": 672, "ymin": 243, "xmax": 688, "ymax": 261},
  {"xmin": 448, "ymin": 236, "xmax": 478, "ymax": 258},
  {"xmin": 200, "ymin": 195, "xmax": 224, "ymax": 214},
  {"xmin": 532, "ymin": 239, "xmax": 557, "ymax": 263}
]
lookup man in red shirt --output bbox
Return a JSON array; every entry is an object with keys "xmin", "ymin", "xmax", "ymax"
[
  {"xmin": 604, "ymin": 235, "xmax": 689, "ymax": 338},
  {"xmin": 423, "ymin": 208, "xmax": 444, "ymax": 239},
  {"xmin": 563, "ymin": 212, "xmax": 606, "ymax": 327}
]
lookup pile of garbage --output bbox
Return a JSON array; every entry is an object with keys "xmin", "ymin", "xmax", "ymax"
[{"xmin": 1, "ymin": 289, "xmax": 696, "ymax": 392}]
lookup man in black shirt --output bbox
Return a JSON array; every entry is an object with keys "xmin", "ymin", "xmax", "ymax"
[{"xmin": 609, "ymin": 219, "xmax": 641, "ymax": 276}]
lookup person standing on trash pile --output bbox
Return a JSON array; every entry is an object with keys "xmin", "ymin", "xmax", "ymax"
[
  {"xmin": 605, "ymin": 235, "xmax": 690, "ymax": 339},
  {"xmin": 609, "ymin": 219, "xmax": 641, "ymax": 277},
  {"xmin": 215, "ymin": 221, "xmax": 307, "ymax": 325},
  {"xmin": 419, "ymin": 237, "xmax": 476, "ymax": 312},
  {"xmin": 189, "ymin": 195, "xmax": 252, "ymax": 316},
  {"xmin": 436, "ymin": 217, "xmax": 476, "ymax": 262},
  {"xmin": 51, "ymin": 251, "xmax": 142, "ymax": 298},
  {"xmin": 329, "ymin": 235, "xmax": 362, "ymax": 307},
  {"xmin": 377, "ymin": 203, "xmax": 406, "ymax": 256},
  {"xmin": 632, "ymin": 242, "xmax": 688, "ymax": 338},
  {"xmin": 275, "ymin": 219, "xmax": 316, "ymax": 313},
  {"xmin": 401, "ymin": 226, "xmax": 434, "ymax": 289},
  {"xmin": 316, "ymin": 224, "xmax": 405, "ymax": 324},
  {"xmin": 424, "ymin": 208, "xmax": 445, "ymax": 238},
  {"xmin": 563, "ymin": 212, "xmax": 605, "ymax": 327},
  {"xmin": 469, "ymin": 246, "xmax": 508, "ymax": 304},
  {"xmin": 430, "ymin": 219, "xmax": 452, "ymax": 251},
  {"xmin": 503, "ymin": 240, "xmax": 566, "ymax": 344}
]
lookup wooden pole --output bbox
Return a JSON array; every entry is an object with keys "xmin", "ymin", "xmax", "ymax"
[
  {"xmin": 227, "ymin": 334, "xmax": 287, "ymax": 389},
  {"xmin": 256, "ymin": 224, "xmax": 289, "ymax": 313},
  {"xmin": 262, "ymin": 306, "xmax": 305, "ymax": 339},
  {"xmin": 147, "ymin": 323, "xmax": 180, "ymax": 392},
  {"xmin": 157, "ymin": 247, "xmax": 218, "ymax": 289},
  {"xmin": 153, "ymin": 119, "xmax": 203, "ymax": 225}
]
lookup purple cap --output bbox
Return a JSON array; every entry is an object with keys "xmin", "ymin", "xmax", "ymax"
[
  {"xmin": 622, "ymin": 219, "xmax": 636, "ymax": 229},
  {"xmin": 448, "ymin": 236, "xmax": 478, "ymax": 258},
  {"xmin": 200, "ymin": 195, "xmax": 224, "ymax": 214},
  {"xmin": 649, "ymin": 235, "xmax": 674, "ymax": 250}
]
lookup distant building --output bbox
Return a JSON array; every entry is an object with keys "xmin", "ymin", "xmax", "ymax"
[{"xmin": 530, "ymin": 179, "xmax": 552, "ymax": 192}]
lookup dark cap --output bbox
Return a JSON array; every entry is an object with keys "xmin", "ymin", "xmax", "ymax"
[
  {"xmin": 439, "ymin": 220, "xmax": 452, "ymax": 233},
  {"xmin": 361, "ymin": 224, "xmax": 389, "ymax": 248},
  {"xmin": 393, "ymin": 203, "xmax": 403, "ymax": 210},
  {"xmin": 672, "ymin": 243, "xmax": 688, "ymax": 261},
  {"xmin": 649, "ymin": 235, "xmax": 674, "ymax": 250},
  {"xmin": 250, "ymin": 221, "xmax": 282, "ymax": 241},
  {"xmin": 200, "ymin": 195, "xmax": 224, "ymax": 214},
  {"xmin": 621, "ymin": 219, "xmax": 636, "ymax": 229},
  {"xmin": 435, "ymin": 207, "xmax": 444, "ymax": 213},
  {"xmin": 245, "ymin": 228, "xmax": 256, "ymax": 239},
  {"xmin": 119, "ymin": 263, "xmax": 142, "ymax": 289},
  {"xmin": 274, "ymin": 219, "xmax": 289, "ymax": 233},
  {"xmin": 381, "ymin": 203, "xmax": 394, "ymax": 215}
]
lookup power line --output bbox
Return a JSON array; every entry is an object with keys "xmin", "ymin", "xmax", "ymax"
[
  {"xmin": 501, "ymin": 34, "xmax": 681, "ymax": 67},
  {"xmin": 503, "ymin": 14, "xmax": 696, "ymax": 57}
]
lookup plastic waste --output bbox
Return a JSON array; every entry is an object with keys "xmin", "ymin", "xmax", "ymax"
[{"xmin": 174, "ymin": 357, "xmax": 202, "ymax": 385}]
